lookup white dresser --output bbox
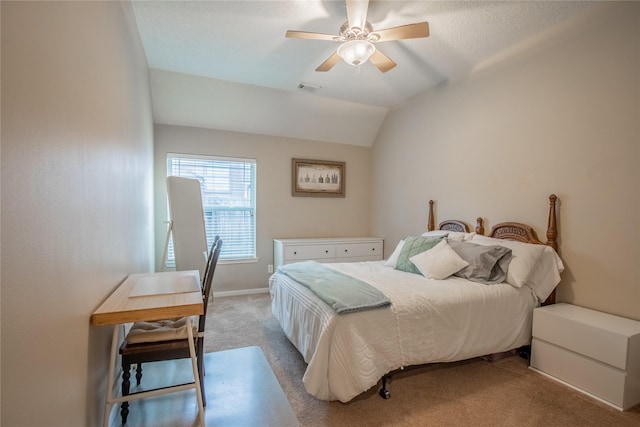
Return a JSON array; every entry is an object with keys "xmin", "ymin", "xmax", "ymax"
[
  {"xmin": 530, "ymin": 303, "xmax": 640, "ymax": 410},
  {"xmin": 273, "ymin": 237, "xmax": 383, "ymax": 268}
]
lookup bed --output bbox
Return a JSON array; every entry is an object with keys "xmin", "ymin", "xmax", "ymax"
[{"xmin": 269, "ymin": 195, "xmax": 563, "ymax": 402}]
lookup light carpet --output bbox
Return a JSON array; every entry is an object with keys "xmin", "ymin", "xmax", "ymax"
[{"xmin": 206, "ymin": 293, "xmax": 640, "ymax": 427}]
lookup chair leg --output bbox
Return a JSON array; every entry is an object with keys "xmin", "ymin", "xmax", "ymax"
[
  {"xmin": 197, "ymin": 337, "xmax": 206, "ymax": 406},
  {"xmin": 121, "ymin": 360, "xmax": 131, "ymax": 424},
  {"xmin": 135, "ymin": 363, "xmax": 143, "ymax": 386}
]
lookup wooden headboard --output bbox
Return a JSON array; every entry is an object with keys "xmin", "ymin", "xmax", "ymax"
[
  {"xmin": 427, "ymin": 195, "xmax": 560, "ymax": 304},
  {"xmin": 427, "ymin": 200, "xmax": 485, "ymax": 234},
  {"xmin": 427, "ymin": 200, "xmax": 471, "ymax": 233},
  {"xmin": 488, "ymin": 195, "xmax": 559, "ymax": 304},
  {"xmin": 488, "ymin": 194, "xmax": 558, "ymax": 251}
]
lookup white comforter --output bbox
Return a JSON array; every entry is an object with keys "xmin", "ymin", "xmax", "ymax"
[{"xmin": 269, "ymin": 261, "xmax": 538, "ymax": 402}]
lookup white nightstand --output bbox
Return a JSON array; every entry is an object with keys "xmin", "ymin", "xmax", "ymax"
[{"xmin": 530, "ymin": 303, "xmax": 640, "ymax": 410}]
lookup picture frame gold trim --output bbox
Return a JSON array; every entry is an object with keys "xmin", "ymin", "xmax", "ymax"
[{"xmin": 292, "ymin": 158, "xmax": 345, "ymax": 197}]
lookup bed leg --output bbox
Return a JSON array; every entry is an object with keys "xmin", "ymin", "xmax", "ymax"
[
  {"xmin": 518, "ymin": 345, "xmax": 531, "ymax": 360},
  {"xmin": 379, "ymin": 375, "xmax": 391, "ymax": 399}
]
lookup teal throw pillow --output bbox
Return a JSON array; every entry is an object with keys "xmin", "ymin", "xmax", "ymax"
[{"xmin": 395, "ymin": 236, "xmax": 443, "ymax": 275}]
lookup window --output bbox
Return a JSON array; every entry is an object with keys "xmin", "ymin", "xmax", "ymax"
[{"xmin": 167, "ymin": 153, "xmax": 257, "ymax": 263}]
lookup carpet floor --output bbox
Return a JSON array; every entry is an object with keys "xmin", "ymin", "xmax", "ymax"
[{"xmin": 206, "ymin": 293, "xmax": 640, "ymax": 427}]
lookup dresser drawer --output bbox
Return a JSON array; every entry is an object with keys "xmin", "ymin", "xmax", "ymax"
[
  {"xmin": 283, "ymin": 244, "xmax": 335, "ymax": 262},
  {"xmin": 532, "ymin": 304, "xmax": 640, "ymax": 370},
  {"xmin": 274, "ymin": 237, "xmax": 384, "ymax": 269},
  {"xmin": 335, "ymin": 242, "xmax": 383, "ymax": 259}
]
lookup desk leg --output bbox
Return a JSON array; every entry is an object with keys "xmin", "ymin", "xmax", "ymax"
[
  {"xmin": 100, "ymin": 320, "xmax": 204, "ymax": 427},
  {"xmin": 187, "ymin": 317, "xmax": 206, "ymax": 426},
  {"xmin": 102, "ymin": 325, "xmax": 120, "ymax": 427}
]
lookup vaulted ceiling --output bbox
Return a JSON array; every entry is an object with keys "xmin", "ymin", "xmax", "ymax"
[{"xmin": 132, "ymin": 1, "xmax": 598, "ymax": 146}]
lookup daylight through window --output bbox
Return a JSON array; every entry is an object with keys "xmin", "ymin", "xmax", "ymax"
[{"xmin": 167, "ymin": 153, "xmax": 257, "ymax": 264}]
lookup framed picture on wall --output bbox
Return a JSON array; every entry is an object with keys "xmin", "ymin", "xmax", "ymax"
[{"xmin": 292, "ymin": 158, "xmax": 345, "ymax": 197}]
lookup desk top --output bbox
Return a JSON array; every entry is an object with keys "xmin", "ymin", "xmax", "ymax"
[{"xmin": 91, "ymin": 271, "xmax": 204, "ymax": 326}]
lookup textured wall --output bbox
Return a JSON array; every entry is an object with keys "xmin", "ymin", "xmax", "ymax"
[
  {"xmin": 154, "ymin": 124, "xmax": 372, "ymax": 293},
  {"xmin": 371, "ymin": 3, "xmax": 640, "ymax": 320},
  {"xmin": 1, "ymin": 2, "xmax": 154, "ymax": 425}
]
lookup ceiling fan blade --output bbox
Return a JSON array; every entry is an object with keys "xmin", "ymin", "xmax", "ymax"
[
  {"xmin": 286, "ymin": 30, "xmax": 337, "ymax": 41},
  {"xmin": 374, "ymin": 22, "xmax": 430, "ymax": 42},
  {"xmin": 316, "ymin": 53, "xmax": 341, "ymax": 72},
  {"xmin": 369, "ymin": 49, "xmax": 396, "ymax": 73},
  {"xmin": 345, "ymin": 0, "xmax": 369, "ymax": 30}
]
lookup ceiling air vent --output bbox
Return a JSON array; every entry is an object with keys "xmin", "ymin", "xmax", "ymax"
[{"xmin": 298, "ymin": 82, "xmax": 321, "ymax": 92}]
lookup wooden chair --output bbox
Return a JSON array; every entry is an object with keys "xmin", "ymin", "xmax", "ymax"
[{"xmin": 118, "ymin": 236, "xmax": 222, "ymax": 424}]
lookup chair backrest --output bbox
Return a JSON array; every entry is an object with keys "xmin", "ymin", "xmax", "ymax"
[
  {"xmin": 197, "ymin": 236, "xmax": 222, "ymax": 331},
  {"xmin": 201, "ymin": 235, "xmax": 219, "ymax": 288}
]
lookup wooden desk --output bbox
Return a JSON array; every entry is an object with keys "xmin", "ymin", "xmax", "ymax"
[{"xmin": 92, "ymin": 271, "xmax": 205, "ymax": 427}]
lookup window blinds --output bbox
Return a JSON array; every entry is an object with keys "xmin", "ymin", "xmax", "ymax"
[{"xmin": 167, "ymin": 153, "xmax": 257, "ymax": 262}]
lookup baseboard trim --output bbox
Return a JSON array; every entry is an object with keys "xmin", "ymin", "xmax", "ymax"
[
  {"xmin": 528, "ymin": 366, "xmax": 624, "ymax": 411},
  {"xmin": 213, "ymin": 287, "xmax": 269, "ymax": 298}
]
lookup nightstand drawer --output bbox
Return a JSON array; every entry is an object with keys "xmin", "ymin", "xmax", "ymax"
[
  {"xmin": 532, "ymin": 304, "xmax": 640, "ymax": 370},
  {"xmin": 530, "ymin": 303, "xmax": 640, "ymax": 410},
  {"xmin": 531, "ymin": 338, "xmax": 628, "ymax": 408}
]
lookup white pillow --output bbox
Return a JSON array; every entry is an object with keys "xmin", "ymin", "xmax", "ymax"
[
  {"xmin": 384, "ymin": 239, "xmax": 405, "ymax": 267},
  {"xmin": 526, "ymin": 246, "xmax": 565, "ymax": 302},
  {"xmin": 471, "ymin": 235, "xmax": 545, "ymax": 288},
  {"xmin": 422, "ymin": 230, "xmax": 476, "ymax": 241},
  {"xmin": 421, "ymin": 230, "xmax": 449, "ymax": 238},
  {"xmin": 446, "ymin": 231, "xmax": 476, "ymax": 241},
  {"xmin": 409, "ymin": 239, "xmax": 469, "ymax": 279}
]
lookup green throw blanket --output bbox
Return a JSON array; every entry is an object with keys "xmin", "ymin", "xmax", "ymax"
[{"xmin": 277, "ymin": 261, "xmax": 391, "ymax": 314}]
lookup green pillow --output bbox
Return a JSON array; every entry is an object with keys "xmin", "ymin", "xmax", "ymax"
[{"xmin": 395, "ymin": 236, "xmax": 443, "ymax": 275}]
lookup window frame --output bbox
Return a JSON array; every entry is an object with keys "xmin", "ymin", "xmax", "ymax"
[{"xmin": 166, "ymin": 152, "xmax": 257, "ymax": 266}]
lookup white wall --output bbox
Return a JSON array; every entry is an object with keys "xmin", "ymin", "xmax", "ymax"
[
  {"xmin": 154, "ymin": 124, "xmax": 372, "ymax": 293},
  {"xmin": 1, "ymin": 2, "xmax": 154, "ymax": 426},
  {"xmin": 371, "ymin": 3, "xmax": 640, "ymax": 320},
  {"xmin": 150, "ymin": 68, "xmax": 388, "ymax": 148}
]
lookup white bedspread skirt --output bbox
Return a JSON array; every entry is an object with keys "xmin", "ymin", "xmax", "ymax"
[{"xmin": 269, "ymin": 261, "xmax": 537, "ymax": 402}]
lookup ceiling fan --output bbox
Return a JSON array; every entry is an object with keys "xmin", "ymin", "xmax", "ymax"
[{"xmin": 286, "ymin": 0, "xmax": 429, "ymax": 73}]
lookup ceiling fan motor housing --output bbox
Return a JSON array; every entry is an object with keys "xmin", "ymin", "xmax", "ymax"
[
  {"xmin": 285, "ymin": 0, "xmax": 430, "ymax": 73},
  {"xmin": 339, "ymin": 22, "xmax": 380, "ymax": 43}
]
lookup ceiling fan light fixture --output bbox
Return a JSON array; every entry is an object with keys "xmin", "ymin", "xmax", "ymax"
[{"xmin": 337, "ymin": 39, "xmax": 375, "ymax": 67}]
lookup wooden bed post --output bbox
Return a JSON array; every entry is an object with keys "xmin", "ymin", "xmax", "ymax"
[
  {"xmin": 546, "ymin": 194, "xmax": 558, "ymax": 251},
  {"xmin": 475, "ymin": 217, "xmax": 484, "ymax": 236},
  {"xmin": 543, "ymin": 194, "xmax": 559, "ymax": 305},
  {"xmin": 427, "ymin": 200, "xmax": 435, "ymax": 231}
]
